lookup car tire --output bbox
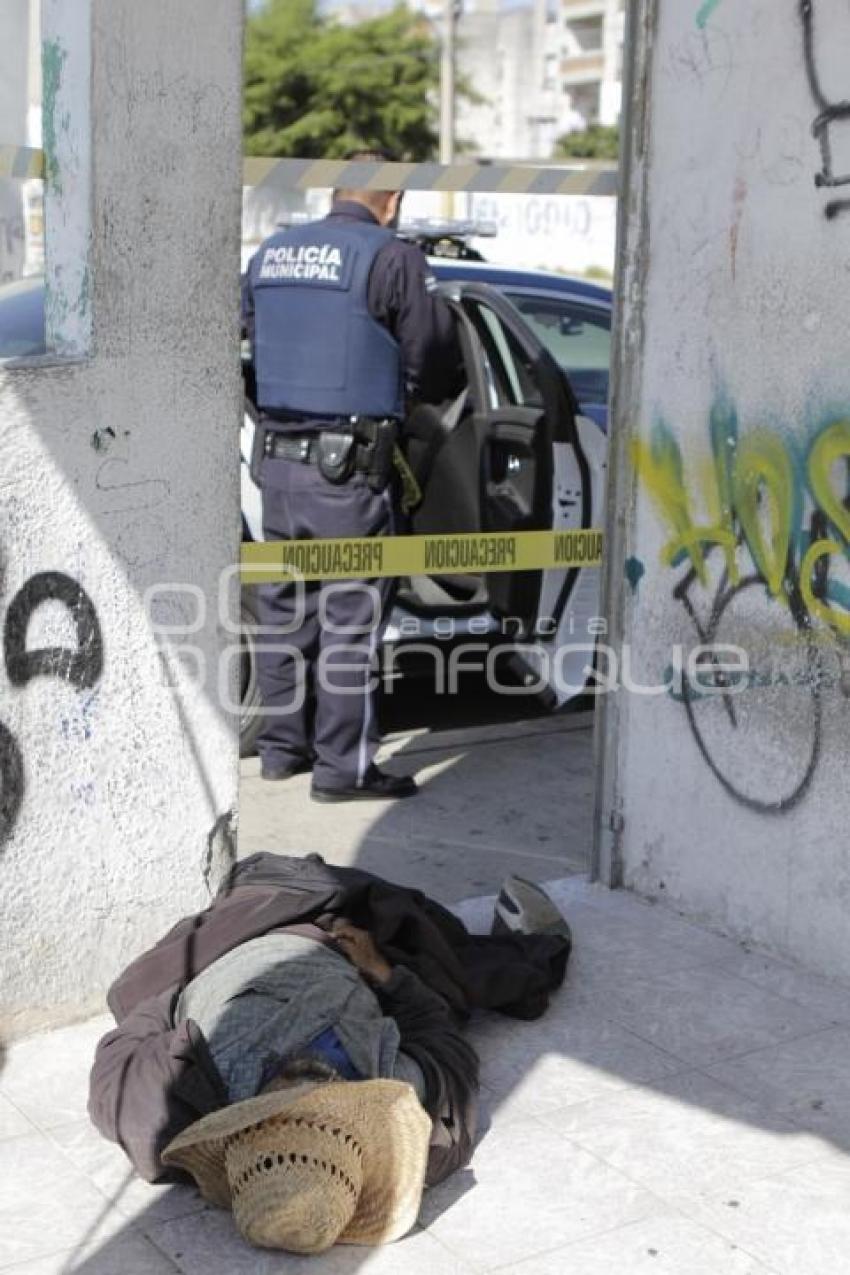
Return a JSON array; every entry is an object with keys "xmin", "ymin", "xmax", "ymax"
[{"xmin": 239, "ymin": 587, "xmax": 264, "ymax": 758}]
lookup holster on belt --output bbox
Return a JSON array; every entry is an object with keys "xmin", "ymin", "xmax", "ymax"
[
  {"xmin": 250, "ymin": 414, "xmax": 269, "ymax": 488},
  {"xmin": 355, "ymin": 418, "xmax": 397, "ymax": 492},
  {"xmin": 316, "ymin": 431, "xmax": 357, "ymax": 484}
]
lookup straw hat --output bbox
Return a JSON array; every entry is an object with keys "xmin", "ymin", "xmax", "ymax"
[{"xmin": 162, "ymin": 1079, "xmax": 431, "ymax": 1255}]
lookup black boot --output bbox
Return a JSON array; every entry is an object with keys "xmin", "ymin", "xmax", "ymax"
[{"xmin": 311, "ymin": 764, "xmax": 418, "ymax": 803}]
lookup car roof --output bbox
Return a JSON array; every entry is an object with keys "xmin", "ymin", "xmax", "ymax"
[{"xmin": 430, "ymin": 258, "xmax": 612, "ymax": 307}]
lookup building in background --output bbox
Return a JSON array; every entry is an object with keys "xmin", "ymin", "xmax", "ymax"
[
  {"xmin": 332, "ymin": 0, "xmax": 624, "ymax": 161},
  {"xmin": 449, "ymin": 0, "xmax": 566, "ymax": 160},
  {"xmin": 453, "ymin": 0, "xmax": 625, "ymax": 156},
  {"xmin": 560, "ymin": 0, "xmax": 625, "ymax": 129},
  {"xmin": 246, "ymin": 0, "xmax": 623, "ymax": 276}
]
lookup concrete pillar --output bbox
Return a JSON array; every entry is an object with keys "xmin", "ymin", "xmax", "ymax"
[
  {"xmin": 597, "ymin": 0, "xmax": 850, "ymax": 978},
  {"xmin": 0, "ymin": 0, "xmax": 244, "ymax": 1035}
]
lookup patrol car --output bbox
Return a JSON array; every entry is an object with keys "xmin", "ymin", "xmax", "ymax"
[{"xmin": 0, "ymin": 252, "xmax": 612, "ymax": 756}]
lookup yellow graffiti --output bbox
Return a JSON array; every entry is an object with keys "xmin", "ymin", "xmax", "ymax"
[
  {"xmin": 732, "ymin": 431, "xmax": 794, "ymax": 600},
  {"xmin": 630, "ymin": 433, "xmax": 737, "ymax": 585},
  {"xmin": 807, "ymin": 419, "xmax": 850, "ymax": 545},
  {"xmin": 801, "ymin": 539, "xmax": 850, "ymax": 635},
  {"xmin": 634, "ymin": 414, "xmax": 850, "ymax": 637}
]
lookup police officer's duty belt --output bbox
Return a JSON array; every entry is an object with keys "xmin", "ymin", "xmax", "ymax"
[{"xmin": 266, "ymin": 435, "xmax": 339, "ymax": 464}]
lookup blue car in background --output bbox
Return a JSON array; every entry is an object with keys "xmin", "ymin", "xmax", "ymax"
[{"xmin": 0, "ymin": 276, "xmax": 45, "ymax": 360}]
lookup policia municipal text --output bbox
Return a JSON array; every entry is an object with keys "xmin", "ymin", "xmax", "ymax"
[{"xmin": 242, "ymin": 161, "xmax": 463, "ymax": 800}]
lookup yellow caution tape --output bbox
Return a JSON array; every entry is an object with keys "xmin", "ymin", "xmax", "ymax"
[
  {"xmin": 243, "ymin": 156, "xmax": 618, "ymax": 197},
  {"xmin": 241, "ymin": 529, "xmax": 604, "ymax": 583},
  {"xmin": 1, "ymin": 144, "xmax": 617, "ymax": 196}
]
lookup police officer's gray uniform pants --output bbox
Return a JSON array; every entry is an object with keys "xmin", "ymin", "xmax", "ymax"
[{"xmin": 255, "ymin": 457, "xmax": 396, "ymax": 791}]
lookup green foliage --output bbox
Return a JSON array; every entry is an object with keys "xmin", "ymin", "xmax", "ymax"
[
  {"xmin": 555, "ymin": 124, "xmax": 620, "ymax": 161},
  {"xmin": 244, "ymin": 0, "xmax": 441, "ymax": 160}
]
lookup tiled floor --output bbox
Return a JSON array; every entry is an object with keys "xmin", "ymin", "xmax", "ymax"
[{"xmin": 2, "ymin": 878, "xmax": 849, "ymax": 1275}]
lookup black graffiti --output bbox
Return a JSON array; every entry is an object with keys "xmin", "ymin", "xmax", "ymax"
[
  {"xmin": 0, "ymin": 572, "xmax": 104, "ymax": 851},
  {"xmin": 675, "ymin": 562, "xmax": 823, "ymax": 816},
  {"xmin": 825, "ymin": 197, "xmax": 850, "ymax": 219},
  {"xmin": 0, "ymin": 722, "xmax": 24, "ymax": 848},
  {"xmin": 4, "ymin": 573, "xmax": 103, "ymax": 689},
  {"xmin": 801, "ymin": 0, "xmax": 850, "ymax": 207},
  {"xmin": 670, "ymin": 503, "xmax": 840, "ymax": 814}
]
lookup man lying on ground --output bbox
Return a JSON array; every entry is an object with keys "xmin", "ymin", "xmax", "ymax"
[{"xmin": 88, "ymin": 853, "xmax": 570, "ymax": 1254}]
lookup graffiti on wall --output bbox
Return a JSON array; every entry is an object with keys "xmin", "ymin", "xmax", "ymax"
[
  {"xmin": 800, "ymin": 0, "xmax": 850, "ymax": 218},
  {"xmin": 632, "ymin": 398, "xmax": 850, "ymax": 812},
  {"xmin": 0, "ymin": 571, "xmax": 104, "ymax": 849}
]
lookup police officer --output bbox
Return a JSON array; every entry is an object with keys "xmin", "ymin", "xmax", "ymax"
[{"xmin": 243, "ymin": 162, "xmax": 463, "ymax": 801}]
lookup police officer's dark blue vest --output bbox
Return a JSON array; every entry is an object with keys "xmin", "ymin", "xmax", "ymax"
[{"xmin": 250, "ymin": 216, "xmax": 404, "ymax": 419}]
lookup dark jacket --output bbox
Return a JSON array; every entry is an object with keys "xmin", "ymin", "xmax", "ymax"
[
  {"xmin": 88, "ymin": 853, "xmax": 569, "ymax": 1185},
  {"xmin": 246, "ymin": 212, "xmax": 404, "ymax": 418},
  {"xmin": 242, "ymin": 200, "xmax": 465, "ymax": 407}
]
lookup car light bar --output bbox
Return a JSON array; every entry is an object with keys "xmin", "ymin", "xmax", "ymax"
[{"xmin": 398, "ymin": 218, "xmax": 498, "ymax": 240}]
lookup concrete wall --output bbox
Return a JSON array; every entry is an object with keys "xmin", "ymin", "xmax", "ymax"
[
  {"xmin": 597, "ymin": 0, "xmax": 850, "ymax": 978},
  {"xmin": 0, "ymin": 0, "xmax": 244, "ymax": 1034}
]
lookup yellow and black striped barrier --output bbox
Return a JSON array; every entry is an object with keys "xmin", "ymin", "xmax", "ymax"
[
  {"xmin": 1, "ymin": 144, "xmax": 618, "ymax": 197},
  {"xmin": 241, "ymin": 529, "xmax": 604, "ymax": 584},
  {"xmin": 243, "ymin": 156, "xmax": 619, "ymax": 197}
]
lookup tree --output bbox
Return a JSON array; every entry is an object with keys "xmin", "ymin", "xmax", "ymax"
[
  {"xmin": 244, "ymin": 0, "xmax": 442, "ymax": 160},
  {"xmin": 555, "ymin": 124, "xmax": 620, "ymax": 161}
]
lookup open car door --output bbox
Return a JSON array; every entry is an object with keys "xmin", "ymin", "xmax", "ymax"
[
  {"xmin": 406, "ymin": 282, "xmax": 601, "ymax": 704},
  {"xmin": 405, "ymin": 284, "xmax": 554, "ymax": 630}
]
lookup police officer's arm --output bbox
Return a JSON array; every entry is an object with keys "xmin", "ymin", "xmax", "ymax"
[{"xmin": 368, "ymin": 240, "xmax": 465, "ymax": 405}]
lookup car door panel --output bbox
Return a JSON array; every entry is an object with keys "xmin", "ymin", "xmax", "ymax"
[
  {"xmin": 454, "ymin": 283, "xmax": 600, "ymax": 702},
  {"xmin": 479, "ymin": 406, "xmax": 548, "ymax": 622}
]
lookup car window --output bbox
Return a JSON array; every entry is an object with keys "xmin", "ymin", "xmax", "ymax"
[
  {"xmin": 0, "ymin": 277, "xmax": 47, "ymax": 359},
  {"xmin": 504, "ymin": 291, "xmax": 610, "ymax": 406},
  {"xmin": 463, "ymin": 299, "xmax": 544, "ymax": 411}
]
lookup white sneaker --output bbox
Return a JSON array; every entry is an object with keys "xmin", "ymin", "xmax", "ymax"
[{"xmin": 492, "ymin": 875, "xmax": 571, "ymax": 940}]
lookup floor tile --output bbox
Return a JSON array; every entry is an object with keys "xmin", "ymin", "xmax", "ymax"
[
  {"xmin": 498, "ymin": 1211, "xmax": 779, "ymax": 1274},
  {"xmin": 679, "ymin": 1156, "xmax": 850, "ymax": 1275},
  {"xmin": 561, "ymin": 884, "xmax": 747, "ymax": 967},
  {"xmin": 543, "ymin": 1069, "xmax": 832, "ymax": 1202},
  {"xmin": 595, "ymin": 965, "xmax": 829, "ymax": 1066},
  {"xmin": 705, "ymin": 1026, "xmax": 850, "ymax": 1155},
  {"xmin": 469, "ymin": 1008, "xmax": 684, "ymax": 1124},
  {"xmin": 711, "ymin": 951, "xmax": 850, "ymax": 1026},
  {"xmin": 2, "ymin": 1232, "xmax": 180, "ymax": 1274},
  {"xmin": 0, "ymin": 1019, "xmax": 111, "ymax": 1131},
  {"xmin": 47, "ymin": 1121, "xmax": 208, "ymax": 1227},
  {"xmin": 0, "ymin": 1133, "xmax": 126, "ymax": 1269},
  {"xmin": 150, "ymin": 1209, "xmax": 473, "ymax": 1274},
  {"xmin": 544, "ymin": 911, "xmax": 737, "ymax": 998},
  {"xmin": 0, "ymin": 1094, "xmax": 33, "ymax": 1141},
  {"xmin": 419, "ymin": 1118, "xmax": 660, "ymax": 1270}
]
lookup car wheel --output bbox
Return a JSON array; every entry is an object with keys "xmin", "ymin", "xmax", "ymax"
[{"xmin": 239, "ymin": 587, "xmax": 264, "ymax": 758}]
